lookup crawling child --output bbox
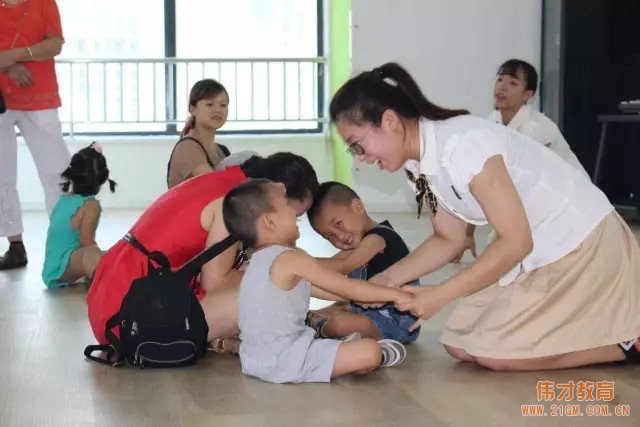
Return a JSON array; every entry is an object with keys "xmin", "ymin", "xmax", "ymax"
[
  {"xmin": 306, "ymin": 181, "xmax": 421, "ymax": 344},
  {"xmin": 222, "ymin": 179, "xmax": 412, "ymax": 384}
]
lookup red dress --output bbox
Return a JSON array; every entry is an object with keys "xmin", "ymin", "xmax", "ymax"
[{"xmin": 87, "ymin": 166, "xmax": 246, "ymax": 344}]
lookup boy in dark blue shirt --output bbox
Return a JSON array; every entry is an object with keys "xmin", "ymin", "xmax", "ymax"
[{"xmin": 307, "ymin": 182, "xmax": 420, "ymax": 344}]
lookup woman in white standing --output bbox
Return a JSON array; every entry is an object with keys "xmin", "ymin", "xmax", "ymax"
[
  {"xmin": 453, "ymin": 59, "xmax": 591, "ymax": 262},
  {"xmin": 328, "ymin": 62, "xmax": 640, "ymax": 370},
  {"xmin": 489, "ymin": 58, "xmax": 588, "ymax": 178},
  {"xmin": 0, "ymin": 0, "xmax": 71, "ymax": 270}
]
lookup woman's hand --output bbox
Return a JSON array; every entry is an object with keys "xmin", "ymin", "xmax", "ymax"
[
  {"xmin": 7, "ymin": 64, "xmax": 33, "ymax": 87},
  {"xmin": 395, "ymin": 284, "xmax": 456, "ymax": 331}
]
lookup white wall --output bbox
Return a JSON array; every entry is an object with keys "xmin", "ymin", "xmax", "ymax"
[
  {"xmin": 17, "ymin": 134, "xmax": 333, "ymax": 210},
  {"xmin": 350, "ymin": 0, "xmax": 542, "ymax": 212}
]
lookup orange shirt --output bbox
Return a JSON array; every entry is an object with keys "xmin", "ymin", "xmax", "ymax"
[{"xmin": 0, "ymin": 0, "xmax": 64, "ymax": 111}]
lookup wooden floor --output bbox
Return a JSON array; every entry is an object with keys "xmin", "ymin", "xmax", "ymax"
[{"xmin": 0, "ymin": 210, "xmax": 639, "ymax": 427}]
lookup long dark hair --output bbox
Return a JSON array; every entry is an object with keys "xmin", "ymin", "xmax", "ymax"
[
  {"xmin": 239, "ymin": 152, "xmax": 319, "ymax": 202},
  {"xmin": 329, "ymin": 62, "xmax": 469, "ymax": 126},
  {"xmin": 181, "ymin": 78, "xmax": 228, "ymax": 137},
  {"xmin": 60, "ymin": 142, "xmax": 116, "ymax": 196}
]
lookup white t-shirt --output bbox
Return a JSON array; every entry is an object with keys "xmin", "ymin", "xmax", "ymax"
[
  {"xmin": 488, "ymin": 105, "xmax": 590, "ymax": 178},
  {"xmin": 404, "ymin": 115, "xmax": 613, "ymax": 286}
]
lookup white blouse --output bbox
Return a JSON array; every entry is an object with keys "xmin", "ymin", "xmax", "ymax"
[
  {"xmin": 488, "ymin": 105, "xmax": 590, "ymax": 179},
  {"xmin": 404, "ymin": 115, "xmax": 613, "ymax": 286}
]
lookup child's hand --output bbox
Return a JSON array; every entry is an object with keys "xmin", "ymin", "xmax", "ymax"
[
  {"xmin": 393, "ymin": 288, "xmax": 414, "ymax": 306},
  {"xmin": 354, "ymin": 275, "xmax": 399, "ymax": 309}
]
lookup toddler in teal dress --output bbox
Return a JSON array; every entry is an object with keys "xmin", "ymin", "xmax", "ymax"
[{"xmin": 42, "ymin": 143, "xmax": 116, "ymax": 288}]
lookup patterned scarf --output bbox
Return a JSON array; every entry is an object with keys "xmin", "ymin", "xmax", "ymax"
[{"xmin": 405, "ymin": 169, "xmax": 438, "ymax": 219}]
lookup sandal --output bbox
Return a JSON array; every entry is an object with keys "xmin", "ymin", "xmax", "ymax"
[
  {"xmin": 208, "ymin": 336, "xmax": 241, "ymax": 355},
  {"xmin": 305, "ymin": 310, "xmax": 329, "ymax": 338}
]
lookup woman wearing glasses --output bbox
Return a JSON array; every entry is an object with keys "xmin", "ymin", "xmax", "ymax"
[
  {"xmin": 328, "ymin": 62, "xmax": 640, "ymax": 370},
  {"xmin": 87, "ymin": 152, "xmax": 318, "ymax": 355}
]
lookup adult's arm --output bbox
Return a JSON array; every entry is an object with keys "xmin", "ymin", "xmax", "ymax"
[
  {"xmin": 0, "ymin": 0, "xmax": 63, "ymax": 69},
  {"xmin": 438, "ymin": 155, "xmax": 532, "ymax": 298},
  {"xmin": 199, "ymin": 199, "xmax": 243, "ymax": 293},
  {"xmin": 377, "ymin": 207, "xmax": 468, "ymax": 286}
]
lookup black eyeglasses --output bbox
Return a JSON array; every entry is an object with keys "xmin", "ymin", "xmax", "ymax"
[
  {"xmin": 345, "ymin": 127, "xmax": 372, "ymax": 156},
  {"xmin": 346, "ymin": 142, "xmax": 365, "ymax": 156},
  {"xmin": 405, "ymin": 169, "xmax": 438, "ymax": 219}
]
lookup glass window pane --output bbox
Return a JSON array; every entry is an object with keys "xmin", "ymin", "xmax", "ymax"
[
  {"xmin": 175, "ymin": 0, "xmax": 321, "ymax": 132},
  {"xmin": 56, "ymin": 0, "xmax": 167, "ymax": 134}
]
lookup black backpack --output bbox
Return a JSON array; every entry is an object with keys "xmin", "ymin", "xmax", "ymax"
[{"xmin": 84, "ymin": 233, "xmax": 237, "ymax": 369}]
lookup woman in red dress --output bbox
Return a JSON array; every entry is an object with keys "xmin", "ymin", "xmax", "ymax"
[{"xmin": 87, "ymin": 152, "xmax": 318, "ymax": 350}]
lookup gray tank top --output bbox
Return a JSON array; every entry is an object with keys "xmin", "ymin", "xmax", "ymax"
[{"xmin": 238, "ymin": 245, "xmax": 311, "ymax": 347}]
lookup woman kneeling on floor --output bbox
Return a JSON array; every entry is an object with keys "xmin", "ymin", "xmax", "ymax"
[{"xmin": 328, "ymin": 61, "xmax": 640, "ymax": 371}]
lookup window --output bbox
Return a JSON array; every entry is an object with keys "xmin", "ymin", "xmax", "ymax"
[{"xmin": 54, "ymin": 0, "xmax": 324, "ymax": 136}]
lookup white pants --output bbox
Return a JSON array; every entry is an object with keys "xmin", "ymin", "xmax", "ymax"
[{"xmin": 0, "ymin": 109, "xmax": 71, "ymax": 237}]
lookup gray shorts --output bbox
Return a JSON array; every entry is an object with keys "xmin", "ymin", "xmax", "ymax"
[{"xmin": 240, "ymin": 328, "xmax": 341, "ymax": 383}]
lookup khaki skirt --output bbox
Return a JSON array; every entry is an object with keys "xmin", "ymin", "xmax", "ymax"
[{"xmin": 441, "ymin": 211, "xmax": 640, "ymax": 359}]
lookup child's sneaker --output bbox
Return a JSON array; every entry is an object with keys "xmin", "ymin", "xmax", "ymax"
[{"xmin": 378, "ymin": 339, "xmax": 407, "ymax": 368}]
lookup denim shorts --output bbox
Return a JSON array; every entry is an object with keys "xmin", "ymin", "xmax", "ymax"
[{"xmin": 347, "ymin": 267, "xmax": 421, "ymax": 344}]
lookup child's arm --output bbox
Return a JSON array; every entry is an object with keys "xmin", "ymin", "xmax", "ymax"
[
  {"xmin": 330, "ymin": 250, "xmax": 350, "ymax": 259},
  {"xmin": 315, "ymin": 234, "xmax": 386, "ymax": 275},
  {"xmin": 78, "ymin": 200, "xmax": 101, "ymax": 247},
  {"xmin": 310, "ymin": 286, "xmax": 348, "ymax": 302},
  {"xmin": 271, "ymin": 249, "xmax": 411, "ymax": 305}
]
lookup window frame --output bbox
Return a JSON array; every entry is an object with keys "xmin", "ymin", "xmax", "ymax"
[{"xmin": 57, "ymin": 0, "xmax": 325, "ymax": 137}]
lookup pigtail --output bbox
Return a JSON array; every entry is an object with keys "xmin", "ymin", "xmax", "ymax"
[
  {"xmin": 59, "ymin": 166, "xmax": 73, "ymax": 193},
  {"xmin": 59, "ymin": 181, "xmax": 71, "ymax": 193},
  {"xmin": 107, "ymin": 179, "xmax": 117, "ymax": 193},
  {"xmin": 181, "ymin": 116, "xmax": 195, "ymax": 137},
  {"xmin": 374, "ymin": 63, "xmax": 470, "ymax": 120}
]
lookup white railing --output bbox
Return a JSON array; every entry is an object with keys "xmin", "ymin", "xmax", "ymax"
[{"xmin": 54, "ymin": 57, "xmax": 327, "ymax": 136}]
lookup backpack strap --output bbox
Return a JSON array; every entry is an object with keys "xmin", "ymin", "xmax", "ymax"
[
  {"xmin": 123, "ymin": 233, "xmax": 171, "ymax": 271},
  {"xmin": 176, "ymin": 234, "xmax": 238, "ymax": 278},
  {"xmin": 83, "ymin": 313, "xmax": 125, "ymax": 367}
]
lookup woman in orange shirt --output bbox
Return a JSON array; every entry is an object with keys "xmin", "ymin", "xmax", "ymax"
[{"xmin": 0, "ymin": 0, "xmax": 71, "ymax": 270}]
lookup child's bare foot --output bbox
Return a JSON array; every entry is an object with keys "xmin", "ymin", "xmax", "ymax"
[{"xmin": 209, "ymin": 336, "xmax": 241, "ymax": 355}]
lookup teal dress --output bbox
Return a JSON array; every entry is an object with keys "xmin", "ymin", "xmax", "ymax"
[{"xmin": 42, "ymin": 194, "xmax": 100, "ymax": 288}]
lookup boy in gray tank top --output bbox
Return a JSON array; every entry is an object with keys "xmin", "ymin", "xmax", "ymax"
[{"xmin": 222, "ymin": 179, "xmax": 412, "ymax": 383}]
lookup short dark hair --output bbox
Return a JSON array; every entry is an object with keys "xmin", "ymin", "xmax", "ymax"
[
  {"xmin": 223, "ymin": 179, "xmax": 275, "ymax": 248},
  {"xmin": 240, "ymin": 152, "xmax": 319, "ymax": 202},
  {"xmin": 307, "ymin": 181, "xmax": 361, "ymax": 227},
  {"xmin": 330, "ymin": 62, "xmax": 469, "ymax": 126},
  {"xmin": 60, "ymin": 142, "xmax": 116, "ymax": 196},
  {"xmin": 497, "ymin": 59, "xmax": 538, "ymax": 93}
]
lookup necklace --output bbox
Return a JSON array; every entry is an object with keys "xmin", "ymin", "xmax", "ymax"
[{"xmin": 1, "ymin": 0, "xmax": 26, "ymax": 7}]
